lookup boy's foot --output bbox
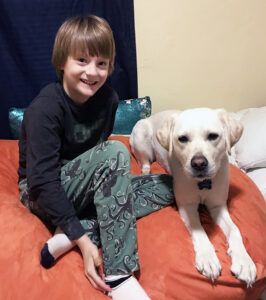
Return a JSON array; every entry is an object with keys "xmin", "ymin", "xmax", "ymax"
[
  {"xmin": 106, "ymin": 275, "xmax": 150, "ymax": 300},
  {"xmin": 40, "ymin": 227, "xmax": 75, "ymax": 268},
  {"xmin": 41, "ymin": 243, "xmax": 55, "ymax": 268}
]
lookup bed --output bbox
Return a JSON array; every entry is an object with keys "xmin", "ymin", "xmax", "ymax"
[{"xmin": 0, "ymin": 133, "xmax": 266, "ymax": 299}]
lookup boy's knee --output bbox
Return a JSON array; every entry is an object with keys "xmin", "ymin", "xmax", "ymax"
[
  {"xmin": 107, "ymin": 140, "xmax": 130, "ymax": 161},
  {"xmin": 78, "ymin": 140, "xmax": 131, "ymax": 168}
]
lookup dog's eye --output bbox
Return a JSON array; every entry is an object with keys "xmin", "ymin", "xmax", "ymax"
[
  {"xmin": 178, "ymin": 135, "xmax": 189, "ymax": 143},
  {"xmin": 208, "ymin": 133, "xmax": 219, "ymax": 141}
]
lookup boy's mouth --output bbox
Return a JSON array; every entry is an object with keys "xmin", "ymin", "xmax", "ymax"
[{"xmin": 80, "ymin": 78, "xmax": 97, "ymax": 86}]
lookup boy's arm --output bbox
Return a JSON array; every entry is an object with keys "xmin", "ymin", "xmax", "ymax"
[
  {"xmin": 23, "ymin": 100, "xmax": 85, "ymax": 240},
  {"xmin": 75, "ymin": 234, "xmax": 112, "ymax": 292}
]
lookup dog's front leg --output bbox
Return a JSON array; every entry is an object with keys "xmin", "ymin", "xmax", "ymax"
[
  {"xmin": 209, "ymin": 205, "xmax": 257, "ymax": 287},
  {"xmin": 179, "ymin": 204, "xmax": 221, "ymax": 281}
]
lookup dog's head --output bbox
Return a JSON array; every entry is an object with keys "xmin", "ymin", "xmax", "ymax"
[{"xmin": 156, "ymin": 108, "xmax": 243, "ymax": 180}]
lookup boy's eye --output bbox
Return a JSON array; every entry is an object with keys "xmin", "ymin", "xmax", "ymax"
[
  {"xmin": 98, "ymin": 61, "xmax": 108, "ymax": 67},
  {"xmin": 78, "ymin": 58, "xmax": 86, "ymax": 63}
]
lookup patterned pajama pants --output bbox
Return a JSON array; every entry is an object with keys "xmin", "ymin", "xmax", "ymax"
[{"xmin": 19, "ymin": 140, "xmax": 175, "ymax": 275}]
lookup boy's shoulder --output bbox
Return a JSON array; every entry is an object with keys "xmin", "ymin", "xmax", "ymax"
[
  {"xmin": 29, "ymin": 82, "xmax": 64, "ymax": 107},
  {"xmin": 32, "ymin": 82, "xmax": 62, "ymax": 104},
  {"xmin": 25, "ymin": 82, "xmax": 65, "ymax": 118},
  {"xmin": 98, "ymin": 84, "xmax": 119, "ymax": 104}
]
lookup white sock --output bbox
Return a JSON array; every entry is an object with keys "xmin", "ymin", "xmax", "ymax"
[
  {"xmin": 106, "ymin": 274, "xmax": 150, "ymax": 300},
  {"xmin": 105, "ymin": 274, "xmax": 130, "ymax": 282},
  {"xmin": 46, "ymin": 227, "xmax": 75, "ymax": 259}
]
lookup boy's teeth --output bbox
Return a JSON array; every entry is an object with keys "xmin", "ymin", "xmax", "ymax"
[{"xmin": 81, "ymin": 79, "xmax": 95, "ymax": 84}]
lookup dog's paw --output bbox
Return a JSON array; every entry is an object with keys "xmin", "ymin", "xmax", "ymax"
[
  {"xmin": 229, "ymin": 249, "xmax": 257, "ymax": 287},
  {"xmin": 195, "ymin": 248, "xmax": 221, "ymax": 281}
]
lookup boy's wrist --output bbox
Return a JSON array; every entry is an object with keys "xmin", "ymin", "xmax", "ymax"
[
  {"xmin": 59, "ymin": 216, "xmax": 86, "ymax": 240},
  {"xmin": 75, "ymin": 234, "xmax": 94, "ymax": 252}
]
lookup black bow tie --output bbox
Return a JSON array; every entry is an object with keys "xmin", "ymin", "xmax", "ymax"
[{"xmin": 198, "ymin": 179, "xmax": 212, "ymax": 190}]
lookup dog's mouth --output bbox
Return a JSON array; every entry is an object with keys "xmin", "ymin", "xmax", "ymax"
[
  {"xmin": 192, "ymin": 171, "xmax": 210, "ymax": 180},
  {"xmin": 190, "ymin": 163, "xmax": 216, "ymax": 180},
  {"xmin": 194, "ymin": 173, "xmax": 205, "ymax": 178},
  {"xmin": 186, "ymin": 171, "xmax": 212, "ymax": 182}
]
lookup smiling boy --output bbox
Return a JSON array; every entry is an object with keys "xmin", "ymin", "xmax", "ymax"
[
  {"xmin": 19, "ymin": 15, "xmax": 118, "ymax": 293},
  {"xmin": 18, "ymin": 15, "xmax": 174, "ymax": 299}
]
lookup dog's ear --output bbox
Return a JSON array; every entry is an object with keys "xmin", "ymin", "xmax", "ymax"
[
  {"xmin": 156, "ymin": 114, "xmax": 177, "ymax": 153},
  {"xmin": 217, "ymin": 109, "xmax": 243, "ymax": 154}
]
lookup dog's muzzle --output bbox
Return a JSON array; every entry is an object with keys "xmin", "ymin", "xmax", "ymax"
[
  {"xmin": 191, "ymin": 154, "xmax": 209, "ymax": 178},
  {"xmin": 191, "ymin": 154, "xmax": 208, "ymax": 171}
]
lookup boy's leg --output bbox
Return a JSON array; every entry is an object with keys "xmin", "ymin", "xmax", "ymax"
[
  {"xmin": 53, "ymin": 140, "xmax": 133, "ymax": 270},
  {"xmin": 131, "ymin": 174, "xmax": 174, "ymax": 219},
  {"xmin": 93, "ymin": 158, "xmax": 174, "ymax": 299},
  {"xmin": 92, "ymin": 150, "xmax": 174, "ymax": 275},
  {"xmin": 60, "ymin": 140, "xmax": 153, "ymax": 299}
]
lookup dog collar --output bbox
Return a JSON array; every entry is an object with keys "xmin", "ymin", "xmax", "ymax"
[{"xmin": 198, "ymin": 179, "xmax": 212, "ymax": 190}]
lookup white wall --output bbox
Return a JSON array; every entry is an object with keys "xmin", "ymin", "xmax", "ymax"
[{"xmin": 134, "ymin": 0, "xmax": 266, "ymax": 113}]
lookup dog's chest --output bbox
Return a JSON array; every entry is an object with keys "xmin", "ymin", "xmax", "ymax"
[{"xmin": 174, "ymin": 177, "xmax": 226, "ymax": 207}]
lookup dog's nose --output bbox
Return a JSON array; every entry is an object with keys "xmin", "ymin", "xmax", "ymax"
[{"xmin": 191, "ymin": 155, "xmax": 208, "ymax": 171}]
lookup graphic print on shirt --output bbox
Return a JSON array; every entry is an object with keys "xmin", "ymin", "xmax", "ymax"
[{"xmin": 73, "ymin": 119, "xmax": 105, "ymax": 144}]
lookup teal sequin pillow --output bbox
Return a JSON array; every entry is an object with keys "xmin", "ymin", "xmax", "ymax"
[
  {"xmin": 8, "ymin": 96, "xmax": 151, "ymax": 139},
  {"xmin": 9, "ymin": 108, "xmax": 26, "ymax": 139},
  {"xmin": 113, "ymin": 96, "xmax": 151, "ymax": 135}
]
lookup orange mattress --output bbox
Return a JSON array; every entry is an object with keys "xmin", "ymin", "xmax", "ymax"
[{"xmin": 0, "ymin": 137, "xmax": 265, "ymax": 300}]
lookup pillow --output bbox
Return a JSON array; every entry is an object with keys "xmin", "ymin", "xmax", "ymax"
[
  {"xmin": 112, "ymin": 96, "xmax": 151, "ymax": 135},
  {"xmin": 246, "ymin": 168, "xmax": 266, "ymax": 200},
  {"xmin": 9, "ymin": 108, "xmax": 26, "ymax": 140},
  {"xmin": 8, "ymin": 96, "xmax": 151, "ymax": 139},
  {"xmin": 233, "ymin": 107, "xmax": 266, "ymax": 170}
]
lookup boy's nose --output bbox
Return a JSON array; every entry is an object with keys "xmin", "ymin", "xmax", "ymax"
[{"xmin": 85, "ymin": 62, "xmax": 97, "ymax": 75}]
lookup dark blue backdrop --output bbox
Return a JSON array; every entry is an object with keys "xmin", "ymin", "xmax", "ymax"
[{"xmin": 0, "ymin": 0, "xmax": 138, "ymax": 139}]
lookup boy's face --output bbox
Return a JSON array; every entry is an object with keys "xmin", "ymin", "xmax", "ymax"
[{"xmin": 61, "ymin": 52, "xmax": 109, "ymax": 105}]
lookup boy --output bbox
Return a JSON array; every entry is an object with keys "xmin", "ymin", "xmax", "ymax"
[{"xmin": 18, "ymin": 15, "xmax": 174, "ymax": 299}]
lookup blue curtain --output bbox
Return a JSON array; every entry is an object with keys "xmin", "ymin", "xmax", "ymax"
[{"xmin": 0, "ymin": 0, "xmax": 137, "ymax": 139}]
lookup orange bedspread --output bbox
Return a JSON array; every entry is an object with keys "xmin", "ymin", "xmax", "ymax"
[{"xmin": 0, "ymin": 137, "xmax": 265, "ymax": 300}]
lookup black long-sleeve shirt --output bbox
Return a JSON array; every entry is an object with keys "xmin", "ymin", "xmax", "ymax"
[{"xmin": 18, "ymin": 82, "xmax": 119, "ymax": 240}]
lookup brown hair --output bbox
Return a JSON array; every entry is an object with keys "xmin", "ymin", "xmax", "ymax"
[{"xmin": 52, "ymin": 15, "xmax": 115, "ymax": 79}]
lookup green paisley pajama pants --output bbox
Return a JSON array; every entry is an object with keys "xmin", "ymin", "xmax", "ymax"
[{"xmin": 19, "ymin": 140, "xmax": 174, "ymax": 275}]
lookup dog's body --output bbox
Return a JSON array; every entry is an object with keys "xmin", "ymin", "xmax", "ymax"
[
  {"xmin": 130, "ymin": 108, "xmax": 257, "ymax": 286},
  {"xmin": 130, "ymin": 110, "xmax": 177, "ymax": 175}
]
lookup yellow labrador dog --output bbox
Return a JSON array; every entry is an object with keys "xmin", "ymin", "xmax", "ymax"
[{"xmin": 130, "ymin": 108, "xmax": 257, "ymax": 286}]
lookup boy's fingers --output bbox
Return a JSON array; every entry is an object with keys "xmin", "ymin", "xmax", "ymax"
[
  {"xmin": 94, "ymin": 275, "xmax": 111, "ymax": 292},
  {"xmin": 85, "ymin": 259, "xmax": 111, "ymax": 292},
  {"xmin": 93, "ymin": 256, "xmax": 102, "ymax": 267},
  {"xmin": 98, "ymin": 268, "xmax": 105, "ymax": 281},
  {"xmin": 87, "ymin": 269, "xmax": 111, "ymax": 292}
]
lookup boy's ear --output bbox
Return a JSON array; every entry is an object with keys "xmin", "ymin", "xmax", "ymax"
[{"xmin": 58, "ymin": 69, "xmax": 64, "ymax": 79}]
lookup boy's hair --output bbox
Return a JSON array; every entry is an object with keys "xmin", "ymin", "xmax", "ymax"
[{"xmin": 52, "ymin": 15, "xmax": 115, "ymax": 80}]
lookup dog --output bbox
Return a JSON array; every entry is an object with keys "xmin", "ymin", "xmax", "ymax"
[{"xmin": 130, "ymin": 108, "xmax": 257, "ymax": 286}]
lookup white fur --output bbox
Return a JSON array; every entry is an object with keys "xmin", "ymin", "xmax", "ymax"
[{"xmin": 130, "ymin": 108, "xmax": 256, "ymax": 286}]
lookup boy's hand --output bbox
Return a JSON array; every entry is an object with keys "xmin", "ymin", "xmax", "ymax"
[{"xmin": 75, "ymin": 234, "xmax": 112, "ymax": 293}]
